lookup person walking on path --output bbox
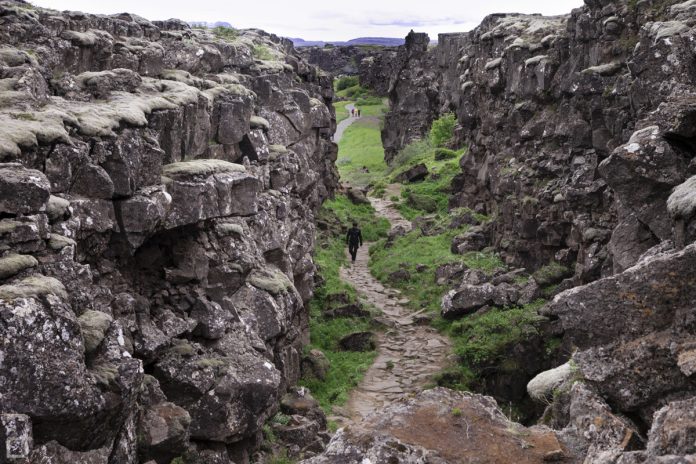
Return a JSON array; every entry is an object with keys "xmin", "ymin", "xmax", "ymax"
[
  {"xmin": 346, "ymin": 221, "xmax": 363, "ymax": 262},
  {"xmin": 357, "ymin": 108, "xmax": 361, "ymax": 117}
]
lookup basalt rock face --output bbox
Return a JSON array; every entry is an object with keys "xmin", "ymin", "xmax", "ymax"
[
  {"xmin": 382, "ymin": 0, "xmax": 696, "ymax": 462},
  {"xmin": 0, "ymin": 1, "xmax": 337, "ymax": 462},
  {"xmin": 298, "ymin": 45, "xmax": 397, "ymax": 95}
]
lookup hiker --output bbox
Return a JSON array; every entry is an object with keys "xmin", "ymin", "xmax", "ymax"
[
  {"xmin": 351, "ymin": 108, "xmax": 355, "ymax": 117},
  {"xmin": 346, "ymin": 221, "xmax": 363, "ymax": 262},
  {"xmin": 357, "ymin": 108, "xmax": 361, "ymax": 117}
]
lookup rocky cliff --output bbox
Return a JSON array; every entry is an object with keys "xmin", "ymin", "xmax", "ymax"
[
  {"xmin": 298, "ymin": 45, "xmax": 397, "ymax": 95},
  {"xmin": 0, "ymin": 1, "xmax": 338, "ymax": 462},
  {"xmin": 372, "ymin": 0, "xmax": 696, "ymax": 461}
]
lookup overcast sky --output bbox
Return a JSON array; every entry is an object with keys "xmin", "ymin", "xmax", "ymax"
[{"xmin": 31, "ymin": 0, "xmax": 583, "ymax": 41}]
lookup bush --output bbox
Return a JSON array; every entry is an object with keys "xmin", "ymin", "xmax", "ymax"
[
  {"xmin": 335, "ymin": 76, "xmax": 359, "ymax": 91},
  {"xmin": 356, "ymin": 96, "xmax": 382, "ymax": 106},
  {"xmin": 429, "ymin": 113, "xmax": 457, "ymax": 148},
  {"xmin": 406, "ymin": 193, "xmax": 438, "ymax": 213}
]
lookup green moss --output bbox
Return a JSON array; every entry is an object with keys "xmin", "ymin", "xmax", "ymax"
[
  {"xmin": 0, "ymin": 275, "xmax": 67, "ymax": 301},
  {"xmin": 248, "ymin": 267, "xmax": 293, "ymax": 295},
  {"xmin": 48, "ymin": 234, "xmax": 76, "ymax": 250},
  {"xmin": 0, "ymin": 254, "xmax": 38, "ymax": 280},
  {"xmin": 162, "ymin": 159, "xmax": 246, "ymax": 179},
  {"xmin": 78, "ymin": 310, "xmax": 113, "ymax": 353},
  {"xmin": 195, "ymin": 358, "xmax": 229, "ymax": 370}
]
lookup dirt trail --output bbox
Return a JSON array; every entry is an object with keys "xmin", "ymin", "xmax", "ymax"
[
  {"xmin": 336, "ymin": 194, "xmax": 452, "ymax": 423},
  {"xmin": 332, "ymin": 103, "xmax": 358, "ymax": 142}
]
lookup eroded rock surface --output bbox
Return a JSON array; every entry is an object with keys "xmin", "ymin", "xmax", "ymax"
[{"xmin": 0, "ymin": 1, "xmax": 337, "ymax": 461}]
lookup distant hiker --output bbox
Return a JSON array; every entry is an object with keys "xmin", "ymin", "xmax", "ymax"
[
  {"xmin": 357, "ymin": 108, "xmax": 361, "ymax": 117},
  {"xmin": 346, "ymin": 221, "xmax": 363, "ymax": 262},
  {"xmin": 351, "ymin": 108, "xmax": 355, "ymax": 117}
]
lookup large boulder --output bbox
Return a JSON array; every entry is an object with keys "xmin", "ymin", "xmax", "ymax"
[
  {"xmin": 395, "ymin": 163, "xmax": 429, "ymax": 183},
  {"xmin": 0, "ymin": 164, "xmax": 50, "ymax": 215}
]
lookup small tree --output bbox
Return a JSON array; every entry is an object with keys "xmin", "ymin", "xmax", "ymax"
[{"xmin": 429, "ymin": 113, "xmax": 457, "ymax": 148}]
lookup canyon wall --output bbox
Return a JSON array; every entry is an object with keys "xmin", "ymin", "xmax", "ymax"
[
  {"xmin": 375, "ymin": 0, "xmax": 696, "ymax": 461},
  {"xmin": 0, "ymin": 0, "xmax": 337, "ymax": 462}
]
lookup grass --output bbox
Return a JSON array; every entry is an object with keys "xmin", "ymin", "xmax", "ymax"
[
  {"xmin": 253, "ymin": 44, "xmax": 275, "ymax": 60},
  {"xmin": 320, "ymin": 195, "xmax": 390, "ymax": 242},
  {"xmin": 355, "ymin": 100, "xmax": 388, "ymax": 117},
  {"xmin": 430, "ymin": 300, "xmax": 548, "ymax": 393},
  {"xmin": 337, "ymin": 118, "xmax": 388, "ymax": 188},
  {"xmin": 212, "ymin": 26, "xmax": 239, "ymax": 41},
  {"xmin": 368, "ymin": 225, "xmax": 504, "ymax": 314},
  {"xmin": 300, "ymin": 236, "xmax": 377, "ymax": 411},
  {"xmin": 429, "ymin": 112, "xmax": 456, "ymax": 147}
]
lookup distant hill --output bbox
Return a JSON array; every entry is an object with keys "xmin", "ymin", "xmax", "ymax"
[{"xmin": 290, "ymin": 37, "xmax": 405, "ymax": 47}]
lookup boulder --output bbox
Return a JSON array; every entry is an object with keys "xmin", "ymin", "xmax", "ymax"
[
  {"xmin": 346, "ymin": 187, "xmax": 369, "ymax": 205},
  {"xmin": 395, "ymin": 163, "xmax": 428, "ymax": 183},
  {"xmin": 527, "ymin": 362, "xmax": 575, "ymax": 402},
  {"xmin": 441, "ymin": 283, "xmax": 516, "ymax": 319},
  {"xmin": 138, "ymin": 402, "xmax": 191, "ymax": 463},
  {"xmin": 0, "ymin": 164, "xmax": 50, "ymax": 215},
  {"xmin": 301, "ymin": 350, "xmax": 331, "ymax": 381},
  {"xmin": 339, "ymin": 332, "xmax": 376, "ymax": 352},
  {"xmin": 323, "ymin": 303, "xmax": 370, "ymax": 319}
]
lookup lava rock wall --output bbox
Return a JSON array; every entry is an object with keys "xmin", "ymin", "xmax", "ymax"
[{"xmin": 0, "ymin": 1, "xmax": 338, "ymax": 462}]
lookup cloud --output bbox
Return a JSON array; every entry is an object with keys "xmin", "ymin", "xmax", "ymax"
[{"xmin": 31, "ymin": 0, "xmax": 584, "ymax": 41}]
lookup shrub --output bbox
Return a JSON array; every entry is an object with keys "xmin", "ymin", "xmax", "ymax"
[
  {"xmin": 356, "ymin": 96, "xmax": 382, "ymax": 106},
  {"xmin": 429, "ymin": 113, "xmax": 457, "ymax": 148},
  {"xmin": 335, "ymin": 75, "xmax": 359, "ymax": 91}
]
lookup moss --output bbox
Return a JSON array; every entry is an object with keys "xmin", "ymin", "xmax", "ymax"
[
  {"xmin": 269, "ymin": 144, "xmax": 288, "ymax": 156},
  {"xmin": 248, "ymin": 268, "xmax": 293, "ymax": 295},
  {"xmin": 532, "ymin": 262, "xmax": 572, "ymax": 287},
  {"xmin": 46, "ymin": 195, "xmax": 70, "ymax": 221},
  {"xmin": 0, "ymin": 254, "xmax": 38, "ymax": 280},
  {"xmin": 212, "ymin": 26, "xmax": 240, "ymax": 41},
  {"xmin": 250, "ymin": 115, "xmax": 270, "ymax": 131},
  {"xmin": 48, "ymin": 234, "xmax": 76, "ymax": 250},
  {"xmin": 0, "ymin": 275, "xmax": 67, "ymax": 301},
  {"xmin": 78, "ymin": 310, "xmax": 113, "ymax": 353},
  {"xmin": 195, "ymin": 358, "xmax": 229, "ymax": 369},
  {"xmin": 169, "ymin": 340, "xmax": 196, "ymax": 357},
  {"xmin": 92, "ymin": 362, "xmax": 119, "ymax": 386},
  {"xmin": 252, "ymin": 44, "xmax": 276, "ymax": 61},
  {"xmin": 217, "ymin": 223, "xmax": 244, "ymax": 236},
  {"xmin": 162, "ymin": 159, "xmax": 245, "ymax": 179},
  {"xmin": 0, "ymin": 220, "xmax": 21, "ymax": 235}
]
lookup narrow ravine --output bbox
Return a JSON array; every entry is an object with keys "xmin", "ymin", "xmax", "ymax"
[{"xmin": 338, "ymin": 196, "xmax": 452, "ymax": 424}]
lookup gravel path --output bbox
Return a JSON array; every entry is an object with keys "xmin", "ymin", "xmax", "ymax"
[{"xmin": 333, "ymin": 103, "xmax": 358, "ymax": 143}]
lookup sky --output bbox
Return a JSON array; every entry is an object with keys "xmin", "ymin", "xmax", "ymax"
[{"xmin": 31, "ymin": 0, "xmax": 584, "ymax": 41}]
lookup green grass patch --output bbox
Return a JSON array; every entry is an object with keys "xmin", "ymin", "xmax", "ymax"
[
  {"xmin": 336, "ymin": 84, "xmax": 371, "ymax": 100},
  {"xmin": 368, "ymin": 225, "xmax": 504, "ymax": 313},
  {"xmin": 430, "ymin": 300, "xmax": 548, "ymax": 393},
  {"xmin": 337, "ymin": 118, "xmax": 388, "ymax": 188},
  {"xmin": 300, "ymin": 236, "xmax": 377, "ymax": 412},
  {"xmin": 320, "ymin": 195, "xmax": 390, "ymax": 242}
]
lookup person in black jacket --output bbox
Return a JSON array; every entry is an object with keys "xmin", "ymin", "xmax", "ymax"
[{"xmin": 346, "ymin": 221, "xmax": 363, "ymax": 262}]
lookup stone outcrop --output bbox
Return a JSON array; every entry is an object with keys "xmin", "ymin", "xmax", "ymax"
[
  {"xmin": 377, "ymin": 0, "xmax": 696, "ymax": 462},
  {"xmin": 0, "ymin": 0, "xmax": 337, "ymax": 462}
]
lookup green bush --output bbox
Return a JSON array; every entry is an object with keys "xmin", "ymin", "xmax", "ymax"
[
  {"xmin": 335, "ymin": 76, "xmax": 359, "ymax": 91},
  {"xmin": 406, "ymin": 193, "xmax": 438, "ymax": 213},
  {"xmin": 356, "ymin": 96, "xmax": 382, "ymax": 106},
  {"xmin": 429, "ymin": 113, "xmax": 457, "ymax": 148}
]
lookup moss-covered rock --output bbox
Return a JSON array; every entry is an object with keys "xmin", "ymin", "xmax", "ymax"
[
  {"xmin": 247, "ymin": 267, "xmax": 293, "ymax": 295},
  {"xmin": 0, "ymin": 254, "xmax": 38, "ymax": 280},
  {"xmin": 532, "ymin": 262, "xmax": 572, "ymax": 287},
  {"xmin": 46, "ymin": 195, "xmax": 70, "ymax": 222},
  {"xmin": 78, "ymin": 310, "xmax": 113, "ymax": 353},
  {"xmin": 48, "ymin": 233, "xmax": 76, "ymax": 250},
  {"xmin": 249, "ymin": 115, "xmax": 270, "ymax": 131},
  {"xmin": 0, "ymin": 275, "xmax": 67, "ymax": 301},
  {"xmin": 162, "ymin": 159, "xmax": 246, "ymax": 179},
  {"xmin": 668, "ymin": 175, "xmax": 696, "ymax": 219}
]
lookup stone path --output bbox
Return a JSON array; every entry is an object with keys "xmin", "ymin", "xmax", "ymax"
[
  {"xmin": 336, "ymin": 194, "xmax": 452, "ymax": 424},
  {"xmin": 333, "ymin": 103, "xmax": 359, "ymax": 142}
]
